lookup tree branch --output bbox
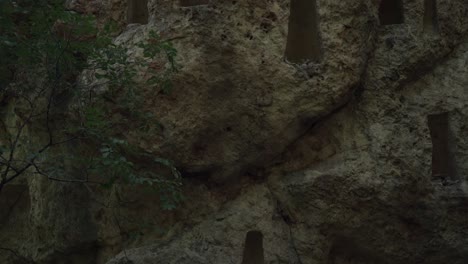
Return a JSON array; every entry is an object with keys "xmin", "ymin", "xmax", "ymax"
[{"xmin": 0, "ymin": 247, "xmax": 35, "ymax": 264}]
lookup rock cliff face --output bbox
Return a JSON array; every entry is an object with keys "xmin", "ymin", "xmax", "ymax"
[{"xmin": 1, "ymin": 0, "xmax": 468, "ymax": 263}]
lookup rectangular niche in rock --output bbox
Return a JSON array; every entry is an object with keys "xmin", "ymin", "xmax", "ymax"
[
  {"xmin": 284, "ymin": 0, "xmax": 322, "ymax": 63},
  {"xmin": 179, "ymin": 0, "xmax": 209, "ymax": 7},
  {"xmin": 127, "ymin": 0, "xmax": 149, "ymax": 24},
  {"xmin": 427, "ymin": 113, "xmax": 457, "ymax": 182},
  {"xmin": 379, "ymin": 0, "xmax": 404, "ymax": 25},
  {"xmin": 423, "ymin": 0, "xmax": 439, "ymax": 34},
  {"xmin": 241, "ymin": 231, "xmax": 264, "ymax": 264}
]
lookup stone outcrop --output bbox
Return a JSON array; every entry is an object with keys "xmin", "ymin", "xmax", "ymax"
[
  {"xmin": 118, "ymin": 0, "xmax": 378, "ymax": 181},
  {"xmin": 1, "ymin": 0, "xmax": 468, "ymax": 263},
  {"xmin": 107, "ymin": 37, "xmax": 468, "ymax": 263},
  {"xmin": 112, "ymin": 0, "xmax": 467, "ymax": 184}
]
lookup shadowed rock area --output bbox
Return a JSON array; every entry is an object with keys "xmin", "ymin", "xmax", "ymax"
[{"xmin": 1, "ymin": 0, "xmax": 468, "ymax": 263}]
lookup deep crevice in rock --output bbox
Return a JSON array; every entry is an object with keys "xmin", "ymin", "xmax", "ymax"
[{"xmin": 285, "ymin": 0, "xmax": 322, "ymax": 63}]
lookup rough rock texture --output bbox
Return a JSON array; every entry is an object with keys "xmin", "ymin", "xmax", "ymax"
[
  {"xmin": 1, "ymin": 0, "xmax": 468, "ymax": 263},
  {"xmin": 107, "ymin": 38, "xmax": 468, "ymax": 264},
  {"xmin": 107, "ymin": 0, "xmax": 468, "ymax": 263},
  {"xmin": 108, "ymin": 185, "xmax": 298, "ymax": 264},
  {"xmin": 123, "ymin": 0, "xmax": 378, "ymax": 181},
  {"xmin": 0, "ymin": 105, "xmax": 98, "ymax": 263},
  {"xmin": 267, "ymin": 37, "xmax": 468, "ymax": 264},
  {"xmin": 109, "ymin": 0, "xmax": 467, "ymax": 184}
]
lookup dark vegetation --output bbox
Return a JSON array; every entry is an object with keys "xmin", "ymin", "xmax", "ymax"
[
  {"xmin": 0, "ymin": 0, "xmax": 182, "ymax": 234},
  {"xmin": 0, "ymin": 1, "xmax": 184, "ymax": 261}
]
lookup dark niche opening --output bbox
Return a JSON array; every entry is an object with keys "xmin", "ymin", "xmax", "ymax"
[
  {"xmin": 284, "ymin": 0, "xmax": 322, "ymax": 63},
  {"xmin": 327, "ymin": 236, "xmax": 388, "ymax": 264},
  {"xmin": 428, "ymin": 113, "xmax": 457, "ymax": 182},
  {"xmin": 378, "ymin": 0, "xmax": 404, "ymax": 25},
  {"xmin": 423, "ymin": 0, "xmax": 439, "ymax": 34},
  {"xmin": 180, "ymin": 0, "xmax": 209, "ymax": 7},
  {"xmin": 127, "ymin": 0, "xmax": 149, "ymax": 24},
  {"xmin": 241, "ymin": 231, "xmax": 264, "ymax": 264}
]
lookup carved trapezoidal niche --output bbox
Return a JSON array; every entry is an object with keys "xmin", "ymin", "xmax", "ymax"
[
  {"xmin": 179, "ymin": 0, "xmax": 209, "ymax": 7},
  {"xmin": 378, "ymin": 0, "xmax": 404, "ymax": 25},
  {"xmin": 423, "ymin": 0, "xmax": 439, "ymax": 33},
  {"xmin": 427, "ymin": 113, "xmax": 457, "ymax": 181},
  {"xmin": 241, "ymin": 231, "xmax": 264, "ymax": 264},
  {"xmin": 127, "ymin": 0, "xmax": 149, "ymax": 24},
  {"xmin": 285, "ymin": 0, "xmax": 322, "ymax": 63}
]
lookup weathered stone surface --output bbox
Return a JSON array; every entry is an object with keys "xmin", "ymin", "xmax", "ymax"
[
  {"xmin": 0, "ymin": 184, "xmax": 30, "ymax": 263},
  {"xmin": 104, "ymin": 0, "xmax": 468, "ymax": 263},
  {"xmin": 1, "ymin": 0, "xmax": 468, "ymax": 263},
  {"xmin": 107, "ymin": 185, "xmax": 297, "ymax": 264},
  {"xmin": 266, "ymin": 36, "xmax": 468, "ymax": 264},
  {"xmin": 0, "ymin": 113, "xmax": 98, "ymax": 263},
  {"xmin": 117, "ymin": 0, "xmax": 378, "ymax": 181},
  {"xmin": 106, "ymin": 33, "xmax": 468, "ymax": 264},
  {"xmin": 106, "ymin": 0, "xmax": 467, "ymax": 183}
]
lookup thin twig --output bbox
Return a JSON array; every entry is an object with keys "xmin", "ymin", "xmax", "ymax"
[{"xmin": 0, "ymin": 247, "xmax": 35, "ymax": 264}]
